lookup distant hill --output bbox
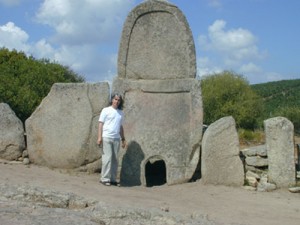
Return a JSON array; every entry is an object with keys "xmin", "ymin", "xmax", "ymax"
[{"xmin": 251, "ymin": 79, "xmax": 300, "ymax": 117}]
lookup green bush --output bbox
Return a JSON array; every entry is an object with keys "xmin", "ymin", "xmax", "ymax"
[
  {"xmin": 251, "ymin": 79, "xmax": 300, "ymax": 125},
  {"xmin": 238, "ymin": 129, "xmax": 265, "ymax": 145},
  {"xmin": 0, "ymin": 47, "xmax": 85, "ymax": 122},
  {"xmin": 201, "ymin": 71, "xmax": 264, "ymax": 129}
]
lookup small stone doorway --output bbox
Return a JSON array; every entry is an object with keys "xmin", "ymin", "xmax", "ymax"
[{"xmin": 145, "ymin": 159, "xmax": 167, "ymax": 187}]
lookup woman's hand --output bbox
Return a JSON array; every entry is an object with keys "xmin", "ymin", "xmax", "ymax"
[
  {"xmin": 97, "ymin": 138, "xmax": 102, "ymax": 146},
  {"xmin": 121, "ymin": 140, "xmax": 127, "ymax": 149}
]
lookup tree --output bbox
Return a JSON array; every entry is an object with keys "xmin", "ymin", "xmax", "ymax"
[
  {"xmin": 201, "ymin": 71, "xmax": 263, "ymax": 129},
  {"xmin": 0, "ymin": 47, "xmax": 85, "ymax": 122}
]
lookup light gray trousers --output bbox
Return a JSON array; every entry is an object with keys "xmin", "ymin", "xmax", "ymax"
[{"xmin": 101, "ymin": 137, "xmax": 120, "ymax": 182}]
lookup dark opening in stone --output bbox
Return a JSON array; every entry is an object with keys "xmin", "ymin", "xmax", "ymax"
[{"xmin": 145, "ymin": 160, "xmax": 166, "ymax": 187}]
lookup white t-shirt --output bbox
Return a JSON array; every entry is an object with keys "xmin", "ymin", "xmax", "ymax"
[{"xmin": 99, "ymin": 106, "xmax": 124, "ymax": 139}]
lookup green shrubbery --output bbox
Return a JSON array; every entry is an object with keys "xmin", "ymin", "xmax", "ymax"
[
  {"xmin": 201, "ymin": 71, "xmax": 300, "ymax": 143},
  {"xmin": 0, "ymin": 48, "xmax": 85, "ymax": 122},
  {"xmin": 201, "ymin": 71, "xmax": 263, "ymax": 130},
  {"xmin": 238, "ymin": 129, "xmax": 265, "ymax": 146},
  {"xmin": 252, "ymin": 79, "xmax": 300, "ymax": 134}
]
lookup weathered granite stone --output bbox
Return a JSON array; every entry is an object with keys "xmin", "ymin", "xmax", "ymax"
[
  {"xmin": 22, "ymin": 149, "xmax": 28, "ymax": 158},
  {"xmin": 75, "ymin": 159, "xmax": 101, "ymax": 173},
  {"xmin": 0, "ymin": 103, "xmax": 25, "ymax": 160},
  {"xmin": 264, "ymin": 117, "xmax": 296, "ymax": 188},
  {"xmin": 245, "ymin": 171, "xmax": 260, "ymax": 188},
  {"xmin": 245, "ymin": 156, "xmax": 268, "ymax": 167},
  {"xmin": 25, "ymin": 83, "xmax": 109, "ymax": 169},
  {"xmin": 0, "ymin": 183, "xmax": 218, "ymax": 225},
  {"xmin": 256, "ymin": 174, "xmax": 277, "ymax": 192},
  {"xmin": 245, "ymin": 165, "xmax": 265, "ymax": 174},
  {"xmin": 246, "ymin": 176, "xmax": 258, "ymax": 188},
  {"xmin": 246, "ymin": 170, "xmax": 260, "ymax": 179},
  {"xmin": 241, "ymin": 145, "xmax": 267, "ymax": 157},
  {"xmin": 22, "ymin": 157, "xmax": 30, "ymax": 165},
  {"xmin": 257, "ymin": 181, "xmax": 277, "ymax": 192},
  {"xmin": 201, "ymin": 116, "xmax": 244, "ymax": 186},
  {"xmin": 113, "ymin": 0, "xmax": 202, "ymax": 185},
  {"xmin": 288, "ymin": 187, "xmax": 300, "ymax": 193},
  {"xmin": 118, "ymin": 0, "xmax": 196, "ymax": 79}
]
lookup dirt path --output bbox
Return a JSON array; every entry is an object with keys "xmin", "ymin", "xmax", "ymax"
[{"xmin": 1, "ymin": 160, "xmax": 299, "ymax": 225}]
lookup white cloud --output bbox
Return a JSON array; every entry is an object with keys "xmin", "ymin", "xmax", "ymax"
[
  {"xmin": 32, "ymin": 39, "xmax": 56, "ymax": 58},
  {"xmin": 35, "ymin": 0, "xmax": 133, "ymax": 45},
  {"xmin": 19, "ymin": 0, "xmax": 136, "ymax": 82},
  {"xmin": 197, "ymin": 56, "xmax": 222, "ymax": 78},
  {"xmin": 0, "ymin": 22, "xmax": 30, "ymax": 52},
  {"xmin": 239, "ymin": 62, "xmax": 261, "ymax": 74},
  {"xmin": 31, "ymin": 41, "xmax": 117, "ymax": 82},
  {"xmin": 197, "ymin": 19, "xmax": 268, "ymax": 82},
  {"xmin": 204, "ymin": 20, "xmax": 265, "ymax": 61}
]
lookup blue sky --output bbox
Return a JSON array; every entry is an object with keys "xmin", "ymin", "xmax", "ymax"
[{"xmin": 0, "ymin": 0, "xmax": 299, "ymax": 84}]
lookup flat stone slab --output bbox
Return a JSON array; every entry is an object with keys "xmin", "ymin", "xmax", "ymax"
[
  {"xmin": 25, "ymin": 83, "xmax": 109, "ymax": 169},
  {"xmin": 288, "ymin": 187, "xmax": 300, "ymax": 193}
]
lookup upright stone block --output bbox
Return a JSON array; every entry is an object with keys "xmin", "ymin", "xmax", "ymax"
[
  {"xmin": 0, "ymin": 103, "xmax": 25, "ymax": 160},
  {"xmin": 201, "ymin": 116, "xmax": 244, "ymax": 186},
  {"xmin": 264, "ymin": 117, "xmax": 296, "ymax": 188},
  {"xmin": 114, "ymin": 0, "xmax": 202, "ymax": 185},
  {"xmin": 25, "ymin": 83, "xmax": 109, "ymax": 169}
]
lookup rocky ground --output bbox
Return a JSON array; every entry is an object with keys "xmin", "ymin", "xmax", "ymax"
[{"xmin": 0, "ymin": 159, "xmax": 300, "ymax": 225}]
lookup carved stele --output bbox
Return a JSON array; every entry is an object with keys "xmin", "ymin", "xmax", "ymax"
[
  {"xmin": 113, "ymin": 0, "xmax": 203, "ymax": 185},
  {"xmin": 264, "ymin": 117, "xmax": 296, "ymax": 188}
]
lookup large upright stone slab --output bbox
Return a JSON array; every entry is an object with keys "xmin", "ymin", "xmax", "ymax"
[
  {"xmin": 0, "ymin": 103, "xmax": 25, "ymax": 160},
  {"xmin": 264, "ymin": 117, "xmax": 296, "ymax": 188},
  {"xmin": 25, "ymin": 83, "xmax": 109, "ymax": 169},
  {"xmin": 113, "ymin": 0, "xmax": 202, "ymax": 186},
  {"xmin": 118, "ymin": 0, "xmax": 196, "ymax": 79},
  {"xmin": 201, "ymin": 116, "xmax": 244, "ymax": 186}
]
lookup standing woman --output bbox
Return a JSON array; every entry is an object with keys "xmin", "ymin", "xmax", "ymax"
[{"xmin": 97, "ymin": 93, "xmax": 126, "ymax": 186}]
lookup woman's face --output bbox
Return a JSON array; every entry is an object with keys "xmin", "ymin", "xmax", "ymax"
[{"xmin": 111, "ymin": 95, "xmax": 121, "ymax": 109}]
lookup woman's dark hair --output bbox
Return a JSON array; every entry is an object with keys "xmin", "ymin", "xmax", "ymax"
[{"xmin": 110, "ymin": 93, "xmax": 123, "ymax": 110}]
